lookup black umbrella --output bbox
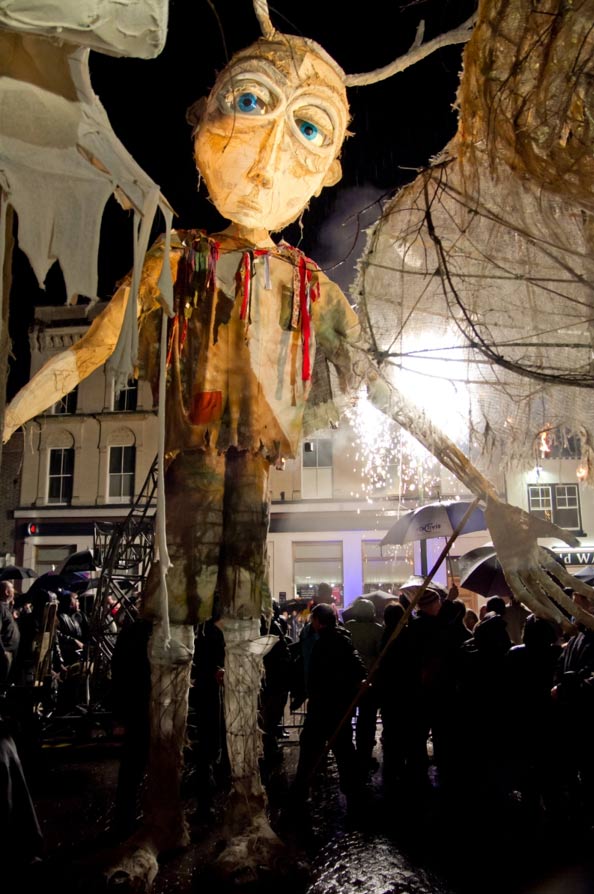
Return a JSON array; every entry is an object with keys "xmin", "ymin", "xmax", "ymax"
[
  {"xmin": 60, "ymin": 549, "xmax": 99, "ymax": 573},
  {"xmin": 459, "ymin": 545, "xmax": 564, "ymax": 600},
  {"xmin": 342, "ymin": 590, "xmax": 398, "ymax": 621},
  {"xmin": 281, "ymin": 597, "xmax": 311, "ymax": 613},
  {"xmin": 27, "ymin": 570, "xmax": 98, "ymax": 595},
  {"xmin": 0, "ymin": 564, "xmax": 37, "ymax": 581},
  {"xmin": 19, "ymin": 571, "xmax": 100, "ymax": 614},
  {"xmin": 398, "ymin": 576, "xmax": 449, "ymax": 598}
]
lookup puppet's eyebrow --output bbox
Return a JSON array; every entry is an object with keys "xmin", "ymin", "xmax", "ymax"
[{"xmin": 218, "ymin": 57, "xmax": 291, "ymax": 89}]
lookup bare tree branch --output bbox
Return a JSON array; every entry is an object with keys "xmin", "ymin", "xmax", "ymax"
[{"xmin": 345, "ymin": 13, "xmax": 477, "ymax": 86}]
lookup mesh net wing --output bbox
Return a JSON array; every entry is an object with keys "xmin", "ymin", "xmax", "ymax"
[{"xmin": 353, "ymin": 0, "xmax": 594, "ymax": 482}]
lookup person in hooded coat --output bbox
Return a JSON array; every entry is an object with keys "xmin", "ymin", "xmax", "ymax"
[
  {"xmin": 504, "ymin": 614, "xmax": 560, "ymax": 813},
  {"xmin": 292, "ymin": 604, "xmax": 366, "ymax": 805},
  {"xmin": 345, "ymin": 598, "xmax": 383, "ymax": 773}
]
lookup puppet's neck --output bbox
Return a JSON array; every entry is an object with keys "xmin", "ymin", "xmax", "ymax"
[{"xmin": 216, "ymin": 223, "xmax": 276, "ymax": 250}]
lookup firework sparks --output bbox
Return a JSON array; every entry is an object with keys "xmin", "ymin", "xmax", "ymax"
[{"xmin": 345, "ymin": 390, "xmax": 441, "ymax": 503}]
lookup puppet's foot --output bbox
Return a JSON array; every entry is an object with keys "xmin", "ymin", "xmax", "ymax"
[
  {"xmin": 202, "ymin": 797, "xmax": 309, "ymax": 890},
  {"xmin": 103, "ymin": 822, "xmax": 189, "ymax": 891},
  {"xmin": 214, "ymin": 810, "xmax": 285, "ymax": 879},
  {"xmin": 103, "ymin": 844, "xmax": 159, "ymax": 892}
]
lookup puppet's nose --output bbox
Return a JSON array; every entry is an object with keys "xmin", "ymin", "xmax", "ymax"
[
  {"xmin": 247, "ymin": 121, "xmax": 283, "ymax": 188},
  {"xmin": 249, "ymin": 167, "xmax": 274, "ymax": 188}
]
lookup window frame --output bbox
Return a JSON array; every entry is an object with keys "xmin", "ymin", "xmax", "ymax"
[
  {"xmin": 292, "ymin": 540, "xmax": 343, "ymax": 603},
  {"xmin": 527, "ymin": 482, "xmax": 583, "ymax": 532},
  {"xmin": 47, "ymin": 447, "xmax": 75, "ymax": 505},
  {"xmin": 113, "ymin": 378, "xmax": 138, "ymax": 412},
  {"xmin": 301, "ymin": 437, "xmax": 333, "ymax": 499},
  {"xmin": 108, "ymin": 444, "xmax": 136, "ymax": 503},
  {"xmin": 51, "ymin": 386, "xmax": 78, "ymax": 415}
]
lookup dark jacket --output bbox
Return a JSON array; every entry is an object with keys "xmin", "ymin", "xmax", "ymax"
[
  {"xmin": 345, "ymin": 618, "xmax": 383, "ymax": 671},
  {"xmin": 0, "ymin": 602, "xmax": 20, "ymax": 656},
  {"xmin": 554, "ymin": 629, "xmax": 594, "ymax": 708},
  {"xmin": 306, "ymin": 626, "xmax": 366, "ymax": 713}
]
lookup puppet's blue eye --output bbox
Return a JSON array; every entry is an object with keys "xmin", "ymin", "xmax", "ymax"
[
  {"xmin": 236, "ymin": 92, "xmax": 265, "ymax": 114},
  {"xmin": 295, "ymin": 117, "xmax": 327, "ymax": 147},
  {"xmin": 218, "ymin": 79, "xmax": 279, "ymax": 118},
  {"xmin": 299, "ymin": 120, "xmax": 318, "ymax": 141}
]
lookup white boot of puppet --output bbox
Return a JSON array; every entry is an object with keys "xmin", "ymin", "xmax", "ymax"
[
  {"xmin": 104, "ymin": 622, "xmax": 195, "ymax": 890},
  {"xmin": 212, "ymin": 617, "xmax": 287, "ymax": 881}
]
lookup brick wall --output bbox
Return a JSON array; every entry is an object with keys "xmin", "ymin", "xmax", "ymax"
[{"xmin": 0, "ymin": 430, "xmax": 23, "ymax": 560}]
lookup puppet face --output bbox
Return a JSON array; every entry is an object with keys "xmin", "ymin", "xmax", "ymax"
[{"xmin": 194, "ymin": 37, "xmax": 349, "ymax": 232}]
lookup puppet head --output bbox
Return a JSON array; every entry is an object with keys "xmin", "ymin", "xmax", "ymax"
[
  {"xmin": 191, "ymin": 34, "xmax": 350, "ymax": 233},
  {"xmin": 189, "ymin": 0, "xmax": 475, "ymax": 236}
]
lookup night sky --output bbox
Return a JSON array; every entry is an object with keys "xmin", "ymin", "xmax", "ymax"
[{"xmin": 7, "ymin": 0, "xmax": 475, "ymax": 396}]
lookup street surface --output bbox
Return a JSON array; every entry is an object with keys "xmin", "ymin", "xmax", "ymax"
[{"xmin": 17, "ymin": 714, "xmax": 594, "ymax": 894}]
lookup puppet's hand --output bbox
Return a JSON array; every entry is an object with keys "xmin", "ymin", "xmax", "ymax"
[
  {"xmin": 3, "ymin": 406, "xmax": 20, "ymax": 444},
  {"xmin": 485, "ymin": 497, "xmax": 594, "ymax": 632},
  {"xmin": 1, "ymin": 348, "xmax": 81, "ymax": 443}
]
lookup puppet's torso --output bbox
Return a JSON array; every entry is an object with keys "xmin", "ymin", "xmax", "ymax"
[{"xmin": 137, "ymin": 230, "xmax": 360, "ymax": 463}]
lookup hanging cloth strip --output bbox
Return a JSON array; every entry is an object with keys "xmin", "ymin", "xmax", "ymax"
[
  {"xmin": 238, "ymin": 242, "xmax": 321, "ymax": 381},
  {"xmin": 166, "ymin": 236, "xmax": 321, "ymax": 383},
  {"xmin": 239, "ymin": 251, "xmax": 252, "ymax": 324},
  {"xmin": 286, "ymin": 245, "xmax": 320, "ymax": 382},
  {"xmin": 165, "ymin": 232, "xmax": 221, "ymax": 366}
]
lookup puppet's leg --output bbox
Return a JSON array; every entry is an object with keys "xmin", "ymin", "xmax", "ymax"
[
  {"xmin": 104, "ymin": 451, "xmax": 224, "ymax": 888},
  {"xmin": 211, "ymin": 449, "xmax": 288, "ymax": 879},
  {"xmin": 220, "ymin": 449, "xmax": 271, "ymax": 801}
]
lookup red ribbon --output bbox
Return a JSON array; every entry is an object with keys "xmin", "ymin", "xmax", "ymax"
[
  {"xmin": 166, "ymin": 314, "xmax": 179, "ymax": 368},
  {"xmin": 240, "ymin": 252, "xmax": 251, "ymax": 321},
  {"xmin": 298, "ymin": 255, "xmax": 312, "ymax": 382}
]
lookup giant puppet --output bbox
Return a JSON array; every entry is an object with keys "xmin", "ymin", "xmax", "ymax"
[{"xmin": 4, "ymin": 0, "xmax": 594, "ymax": 888}]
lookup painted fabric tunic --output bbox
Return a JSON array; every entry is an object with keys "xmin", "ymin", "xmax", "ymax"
[{"xmin": 136, "ymin": 229, "xmax": 361, "ymax": 462}]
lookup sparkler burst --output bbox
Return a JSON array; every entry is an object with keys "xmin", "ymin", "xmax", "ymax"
[{"xmin": 345, "ymin": 390, "xmax": 441, "ymax": 502}]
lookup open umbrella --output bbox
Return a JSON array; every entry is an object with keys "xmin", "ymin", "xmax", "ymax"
[
  {"xmin": 0, "ymin": 565, "xmax": 37, "ymax": 581},
  {"xmin": 281, "ymin": 597, "xmax": 311, "ymax": 613},
  {"xmin": 62, "ymin": 571, "xmax": 100, "ymax": 592},
  {"xmin": 398, "ymin": 576, "xmax": 448, "ymax": 598},
  {"xmin": 459, "ymin": 545, "xmax": 564, "ymax": 600},
  {"xmin": 19, "ymin": 570, "xmax": 100, "ymax": 612},
  {"xmin": 27, "ymin": 570, "xmax": 99, "ymax": 595},
  {"xmin": 60, "ymin": 549, "xmax": 99, "ymax": 574},
  {"xmin": 381, "ymin": 500, "xmax": 487, "ymax": 546},
  {"xmin": 342, "ymin": 589, "xmax": 397, "ymax": 621}
]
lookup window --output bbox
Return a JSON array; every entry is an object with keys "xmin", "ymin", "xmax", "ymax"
[
  {"xmin": 362, "ymin": 540, "xmax": 412, "ymax": 590},
  {"xmin": 51, "ymin": 386, "xmax": 78, "ymax": 415},
  {"xmin": 371, "ymin": 463, "xmax": 399, "ymax": 494},
  {"xmin": 109, "ymin": 445, "xmax": 135, "ymax": 501},
  {"xmin": 293, "ymin": 540, "xmax": 343, "ymax": 604},
  {"xmin": 302, "ymin": 438, "xmax": 333, "ymax": 499},
  {"xmin": 528, "ymin": 483, "xmax": 582, "ymax": 531},
  {"xmin": 114, "ymin": 378, "xmax": 138, "ymax": 412},
  {"xmin": 48, "ymin": 448, "xmax": 74, "ymax": 504},
  {"xmin": 35, "ymin": 545, "xmax": 76, "ymax": 576}
]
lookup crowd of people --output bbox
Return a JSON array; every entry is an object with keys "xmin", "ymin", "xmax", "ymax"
[
  {"xmin": 254, "ymin": 582, "xmax": 594, "ymax": 830},
  {"xmin": 3, "ymin": 572, "xmax": 594, "ymax": 876},
  {"xmin": 140, "ymin": 576, "xmax": 594, "ymax": 832}
]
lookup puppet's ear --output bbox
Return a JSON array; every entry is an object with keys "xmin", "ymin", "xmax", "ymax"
[
  {"xmin": 321, "ymin": 159, "xmax": 342, "ymax": 190},
  {"xmin": 186, "ymin": 97, "xmax": 207, "ymax": 135}
]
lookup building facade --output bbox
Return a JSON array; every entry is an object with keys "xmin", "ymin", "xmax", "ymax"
[
  {"xmin": 11, "ymin": 304, "xmax": 158, "ymax": 578},
  {"xmin": 5, "ymin": 306, "xmax": 594, "ymax": 610}
]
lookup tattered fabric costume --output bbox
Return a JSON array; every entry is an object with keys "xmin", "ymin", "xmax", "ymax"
[{"xmin": 134, "ymin": 230, "xmax": 360, "ymax": 625}]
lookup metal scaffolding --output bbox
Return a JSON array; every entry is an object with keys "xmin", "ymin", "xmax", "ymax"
[{"xmin": 84, "ymin": 458, "xmax": 158, "ymax": 698}]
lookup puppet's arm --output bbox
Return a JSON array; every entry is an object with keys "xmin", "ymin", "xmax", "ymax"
[
  {"xmin": 3, "ymin": 283, "xmax": 132, "ymax": 443},
  {"xmin": 3, "ymin": 234, "xmax": 183, "ymax": 443},
  {"xmin": 363, "ymin": 363, "xmax": 594, "ymax": 632}
]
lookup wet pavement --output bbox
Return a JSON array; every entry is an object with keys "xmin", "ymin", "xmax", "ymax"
[{"xmin": 15, "ymin": 717, "xmax": 594, "ymax": 894}]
